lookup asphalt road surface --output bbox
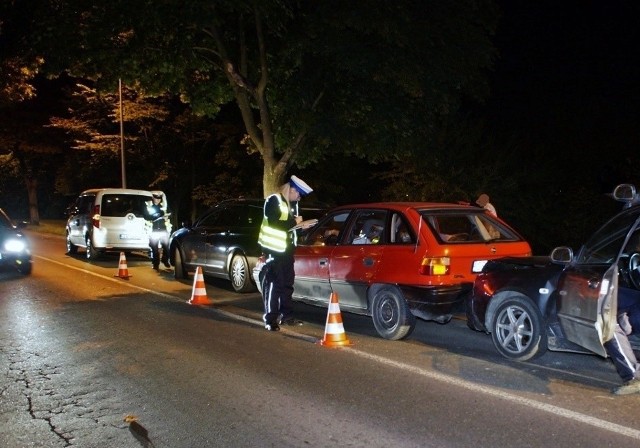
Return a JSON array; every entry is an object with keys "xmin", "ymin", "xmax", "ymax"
[{"xmin": 2, "ymin": 232, "xmax": 640, "ymax": 447}]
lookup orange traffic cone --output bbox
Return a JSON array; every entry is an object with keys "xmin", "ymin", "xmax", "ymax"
[
  {"xmin": 114, "ymin": 252, "xmax": 131, "ymax": 279},
  {"xmin": 319, "ymin": 292, "xmax": 352, "ymax": 347},
  {"xmin": 188, "ymin": 266, "xmax": 212, "ymax": 305}
]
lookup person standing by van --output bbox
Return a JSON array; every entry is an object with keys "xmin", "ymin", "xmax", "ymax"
[{"xmin": 144, "ymin": 193, "xmax": 170, "ymax": 270}]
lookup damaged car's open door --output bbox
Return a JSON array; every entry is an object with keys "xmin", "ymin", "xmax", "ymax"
[{"xmin": 556, "ymin": 209, "xmax": 640, "ymax": 357}]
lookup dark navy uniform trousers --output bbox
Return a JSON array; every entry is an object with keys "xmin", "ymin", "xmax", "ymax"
[{"xmin": 260, "ymin": 255, "xmax": 295, "ymax": 326}]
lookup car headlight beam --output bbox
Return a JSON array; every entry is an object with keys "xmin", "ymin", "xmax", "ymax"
[{"xmin": 4, "ymin": 238, "xmax": 27, "ymax": 253}]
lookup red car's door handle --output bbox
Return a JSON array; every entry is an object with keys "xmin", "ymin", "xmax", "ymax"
[{"xmin": 319, "ymin": 258, "xmax": 328, "ymax": 266}]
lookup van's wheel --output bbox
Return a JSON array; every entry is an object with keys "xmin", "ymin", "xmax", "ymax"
[
  {"xmin": 85, "ymin": 235, "xmax": 100, "ymax": 260},
  {"xmin": 230, "ymin": 253, "xmax": 254, "ymax": 293},
  {"xmin": 371, "ymin": 286, "xmax": 416, "ymax": 340},
  {"xmin": 173, "ymin": 246, "xmax": 188, "ymax": 279},
  {"xmin": 491, "ymin": 297, "xmax": 546, "ymax": 361},
  {"xmin": 66, "ymin": 233, "xmax": 78, "ymax": 254}
]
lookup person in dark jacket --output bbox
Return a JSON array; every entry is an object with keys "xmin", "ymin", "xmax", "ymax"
[
  {"xmin": 144, "ymin": 193, "xmax": 170, "ymax": 270},
  {"xmin": 258, "ymin": 175, "xmax": 313, "ymax": 331}
]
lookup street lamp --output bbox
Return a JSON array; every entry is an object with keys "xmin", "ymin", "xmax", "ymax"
[{"xmin": 119, "ymin": 78, "xmax": 127, "ymax": 188}]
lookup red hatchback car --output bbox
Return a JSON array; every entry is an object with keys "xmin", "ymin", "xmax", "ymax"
[{"xmin": 266, "ymin": 202, "xmax": 532, "ymax": 340}]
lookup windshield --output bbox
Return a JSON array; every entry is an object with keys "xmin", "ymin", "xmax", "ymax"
[
  {"xmin": 576, "ymin": 207, "xmax": 640, "ymax": 264},
  {"xmin": 0, "ymin": 209, "xmax": 14, "ymax": 229}
]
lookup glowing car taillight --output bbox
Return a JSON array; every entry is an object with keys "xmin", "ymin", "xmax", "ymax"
[
  {"xmin": 419, "ymin": 257, "xmax": 450, "ymax": 276},
  {"xmin": 92, "ymin": 205, "xmax": 101, "ymax": 228}
]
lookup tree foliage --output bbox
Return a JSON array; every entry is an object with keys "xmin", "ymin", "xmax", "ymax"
[
  {"xmin": 27, "ymin": 0, "xmax": 500, "ymax": 195},
  {"xmin": 0, "ymin": 76, "xmax": 67, "ymax": 223},
  {"xmin": 0, "ymin": 1, "xmax": 45, "ymax": 107}
]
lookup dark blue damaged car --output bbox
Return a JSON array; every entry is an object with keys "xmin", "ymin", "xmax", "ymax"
[{"xmin": 466, "ymin": 184, "xmax": 640, "ymax": 361}]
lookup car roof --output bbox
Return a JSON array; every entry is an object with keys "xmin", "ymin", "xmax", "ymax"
[
  {"xmin": 216, "ymin": 198, "xmax": 264, "ymax": 206},
  {"xmin": 80, "ymin": 188, "xmax": 155, "ymax": 196},
  {"xmin": 329, "ymin": 202, "xmax": 482, "ymax": 212},
  {"xmin": 214, "ymin": 197, "xmax": 329, "ymax": 208}
]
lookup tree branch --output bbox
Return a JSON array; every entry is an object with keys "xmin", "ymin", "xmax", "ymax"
[{"xmin": 205, "ymin": 20, "xmax": 263, "ymax": 154}]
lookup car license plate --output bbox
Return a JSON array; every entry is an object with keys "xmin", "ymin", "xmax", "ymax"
[
  {"xmin": 120, "ymin": 234, "xmax": 135, "ymax": 239},
  {"xmin": 472, "ymin": 259, "xmax": 488, "ymax": 273}
]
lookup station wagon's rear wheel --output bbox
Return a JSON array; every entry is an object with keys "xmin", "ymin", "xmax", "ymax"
[
  {"xmin": 371, "ymin": 286, "xmax": 416, "ymax": 340},
  {"xmin": 230, "ymin": 253, "xmax": 254, "ymax": 293},
  {"xmin": 491, "ymin": 298, "xmax": 546, "ymax": 361},
  {"xmin": 173, "ymin": 246, "xmax": 188, "ymax": 279}
]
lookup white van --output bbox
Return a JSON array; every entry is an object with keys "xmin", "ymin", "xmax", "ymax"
[{"xmin": 66, "ymin": 188, "xmax": 166, "ymax": 260}]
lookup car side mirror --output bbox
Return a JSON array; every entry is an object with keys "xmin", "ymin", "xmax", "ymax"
[
  {"xmin": 550, "ymin": 246, "xmax": 573, "ymax": 264},
  {"xmin": 612, "ymin": 184, "xmax": 639, "ymax": 208}
]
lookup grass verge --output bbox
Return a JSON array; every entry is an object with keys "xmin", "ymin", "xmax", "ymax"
[{"xmin": 25, "ymin": 220, "xmax": 67, "ymax": 236}]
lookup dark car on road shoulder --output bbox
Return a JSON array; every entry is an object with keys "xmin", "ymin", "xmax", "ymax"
[
  {"xmin": 467, "ymin": 183, "xmax": 640, "ymax": 361},
  {"xmin": 169, "ymin": 198, "xmax": 327, "ymax": 293},
  {"xmin": 0, "ymin": 208, "xmax": 32, "ymax": 275}
]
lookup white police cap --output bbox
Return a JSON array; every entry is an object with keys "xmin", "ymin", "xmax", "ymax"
[{"xmin": 290, "ymin": 175, "xmax": 313, "ymax": 196}]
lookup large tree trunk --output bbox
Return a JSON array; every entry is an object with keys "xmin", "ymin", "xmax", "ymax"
[
  {"xmin": 262, "ymin": 155, "xmax": 287, "ymax": 198},
  {"xmin": 12, "ymin": 143, "xmax": 40, "ymax": 224},
  {"xmin": 215, "ymin": 7, "xmax": 297, "ymax": 198},
  {"xmin": 25, "ymin": 176, "xmax": 40, "ymax": 225}
]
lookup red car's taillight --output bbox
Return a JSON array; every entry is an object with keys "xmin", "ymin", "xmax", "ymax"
[
  {"xmin": 92, "ymin": 205, "xmax": 101, "ymax": 228},
  {"xmin": 419, "ymin": 257, "xmax": 450, "ymax": 276}
]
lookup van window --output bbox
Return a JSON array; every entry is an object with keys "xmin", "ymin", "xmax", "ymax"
[
  {"xmin": 75, "ymin": 195, "xmax": 96, "ymax": 214},
  {"xmin": 100, "ymin": 194, "xmax": 150, "ymax": 218}
]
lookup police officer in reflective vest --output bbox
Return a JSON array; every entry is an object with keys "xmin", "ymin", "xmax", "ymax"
[
  {"xmin": 144, "ymin": 193, "xmax": 170, "ymax": 270},
  {"xmin": 258, "ymin": 175, "xmax": 313, "ymax": 331}
]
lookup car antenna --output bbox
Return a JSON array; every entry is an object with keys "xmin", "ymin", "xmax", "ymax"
[{"xmin": 414, "ymin": 214, "xmax": 422, "ymax": 253}]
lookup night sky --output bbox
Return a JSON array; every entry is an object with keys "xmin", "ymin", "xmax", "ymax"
[{"xmin": 486, "ymin": 0, "xmax": 640, "ymax": 175}]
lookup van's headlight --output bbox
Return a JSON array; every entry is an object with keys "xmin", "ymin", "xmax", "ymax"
[{"xmin": 5, "ymin": 238, "xmax": 27, "ymax": 253}]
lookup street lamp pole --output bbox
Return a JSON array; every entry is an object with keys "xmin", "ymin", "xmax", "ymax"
[{"xmin": 119, "ymin": 78, "xmax": 127, "ymax": 188}]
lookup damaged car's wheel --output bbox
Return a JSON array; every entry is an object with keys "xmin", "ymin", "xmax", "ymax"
[{"xmin": 491, "ymin": 297, "xmax": 546, "ymax": 361}]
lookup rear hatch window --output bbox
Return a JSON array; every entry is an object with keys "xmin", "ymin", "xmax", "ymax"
[
  {"xmin": 422, "ymin": 210, "xmax": 521, "ymax": 244},
  {"xmin": 101, "ymin": 194, "xmax": 150, "ymax": 217}
]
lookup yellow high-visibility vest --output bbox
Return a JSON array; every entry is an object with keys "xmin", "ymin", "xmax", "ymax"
[{"xmin": 258, "ymin": 194, "xmax": 290, "ymax": 252}]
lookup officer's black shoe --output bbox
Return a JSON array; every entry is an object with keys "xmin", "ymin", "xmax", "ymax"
[
  {"xmin": 152, "ymin": 265, "xmax": 159, "ymax": 271},
  {"xmin": 265, "ymin": 323, "xmax": 280, "ymax": 332},
  {"xmin": 281, "ymin": 318, "xmax": 303, "ymax": 326},
  {"xmin": 162, "ymin": 261, "xmax": 171, "ymax": 268}
]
